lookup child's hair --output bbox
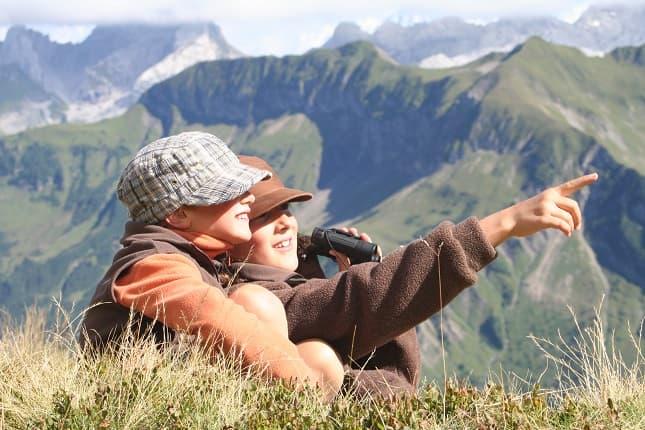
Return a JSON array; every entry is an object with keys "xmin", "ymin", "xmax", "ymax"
[{"xmin": 117, "ymin": 132, "xmax": 270, "ymax": 224}]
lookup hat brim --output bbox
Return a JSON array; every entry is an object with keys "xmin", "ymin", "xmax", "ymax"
[
  {"xmin": 186, "ymin": 163, "xmax": 270, "ymax": 207},
  {"xmin": 251, "ymin": 187, "xmax": 313, "ymax": 219}
]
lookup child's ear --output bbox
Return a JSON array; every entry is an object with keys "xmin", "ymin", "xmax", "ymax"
[{"xmin": 165, "ymin": 207, "xmax": 191, "ymax": 229}]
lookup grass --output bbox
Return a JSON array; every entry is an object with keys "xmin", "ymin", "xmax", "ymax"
[
  {"xmin": 530, "ymin": 301, "xmax": 644, "ymax": 410},
  {"xmin": 0, "ymin": 303, "xmax": 642, "ymax": 429}
]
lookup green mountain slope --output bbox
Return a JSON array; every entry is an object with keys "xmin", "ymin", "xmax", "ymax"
[
  {"xmin": 485, "ymin": 38, "xmax": 645, "ymax": 174},
  {"xmin": 0, "ymin": 106, "xmax": 162, "ymax": 311},
  {"xmin": 0, "ymin": 38, "xmax": 643, "ymax": 385},
  {"xmin": 141, "ymin": 42, "xmax": 482, "ymax": 219}
]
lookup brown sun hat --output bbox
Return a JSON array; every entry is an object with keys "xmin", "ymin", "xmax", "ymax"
[{"xmin": 239, "ymin": 155, "xmax": 313, "ymax": 219}]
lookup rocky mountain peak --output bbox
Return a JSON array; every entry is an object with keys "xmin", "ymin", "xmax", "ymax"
[
  {"xmin": 204, "ymin": 22, "xmax": 227, "ymax": 41},
  {"xmin": 372, "ymin": 20, "xmax": 404, "ymax": 37},
  {"xmin": 428, "ymin": 16, "xmax": 473, "ymax": 30},
  {"xmin": 4, "ymin": 25, "xmax": 51, "ymax": 46},
  {"xmin": 0, "ymin": 26, "xmax": 62, "ymax": 95},
  {"xmin": 573, "ymin": 4, "xmax": 645, "ymax": 48},
  {"xmin": 0, "ymin": 22, "xmax": 242, "ymax": 133},
  {"xmin": 324, "ymin": 22, "xmax": 369, "ymax": 49},
  {"xmin": 323, "ymin": 3, "xmax": 645, "ymax": 68}
]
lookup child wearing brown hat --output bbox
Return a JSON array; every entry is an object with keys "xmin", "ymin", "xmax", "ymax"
[
  {"xmin": 80, "ymin": 132, "xmax": 344, "ymax": 398},
  {"xmin": 227, "ymin": 155, "xmax": 598, "ymax": 397},
  {"xmin": 228, "ymin": 156, "xmax": 419, "ymax": 397}
]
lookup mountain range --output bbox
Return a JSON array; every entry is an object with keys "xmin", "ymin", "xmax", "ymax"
[
  {"xmin": 0, "ymin": 23, "xmax": 241, "ymax": 134},
  {"xmin": 324, "ymin": 4, "xmax": 645, "ymax": 68},
  {"xmin": 0, "ymin": 38, "xmax": 643, "ymax": 385},
  {"xmin": 2, "ymin": 2, "xmax": 644, "ymax": 136}
]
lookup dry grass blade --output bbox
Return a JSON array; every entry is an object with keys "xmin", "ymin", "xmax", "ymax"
[
  {"xmin": 529, "ymin": 298, "xmax": 644, "ymax": 409},
  {"xmin": 0, "ymin": 302, "xmax": 643, "ymax": 429}
]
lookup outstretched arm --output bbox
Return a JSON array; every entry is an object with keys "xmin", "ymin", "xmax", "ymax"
[
  {"xmin": 479, "ymin": 173, "xmax": 598, "ymax": 247},
  {"xmin": 269, "ymin": 173, "xmax": 598, "ymax": 360}
]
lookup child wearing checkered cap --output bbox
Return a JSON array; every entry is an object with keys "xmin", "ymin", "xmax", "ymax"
[{"xmin": 81, "ymin": 132, "xmax": 343, "ymax": 399}]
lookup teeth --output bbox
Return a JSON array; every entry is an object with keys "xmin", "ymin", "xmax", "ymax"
[{"xmin": 275, "ymin": 239, "xmax": 291, "ymax": 249}]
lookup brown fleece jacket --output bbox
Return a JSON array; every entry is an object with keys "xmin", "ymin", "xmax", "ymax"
[
  {"xmin": 229, "ymin": 260, "xmax": 420, "ymax": 397},
  {"xmin": 297, "ymin": 234, "xmax": 421, "ymax": 397},
  {"xmin": 229, "ymin": 216, "xmax": 497, "ymax": 393}
]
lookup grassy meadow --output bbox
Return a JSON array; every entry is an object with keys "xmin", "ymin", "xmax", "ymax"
[{"xmin": 0, "ymin": 303, "xmax": 642, "ymax": 429}]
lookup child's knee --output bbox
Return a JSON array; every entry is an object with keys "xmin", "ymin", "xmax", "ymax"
[
  {"xmin": 229, "ymin": 283, "xmax": 288, "ymax": 336},
  {"xmin": 298, "ymin": 339, "xmax": 345, "ymax": 395}
]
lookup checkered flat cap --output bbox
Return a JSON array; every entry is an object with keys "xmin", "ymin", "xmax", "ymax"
[{"xmin": 117, "ymin": 131, "xmax": 270, "ymax": 224}]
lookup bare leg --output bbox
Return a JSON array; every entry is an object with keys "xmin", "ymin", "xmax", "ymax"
[
  {"xmin": 297, "ymin": 339, "xmax": 345, "ymax": 398},
  {"xmin": 229, "ymin": 283, "xmax": 289, "ymax": 337}
]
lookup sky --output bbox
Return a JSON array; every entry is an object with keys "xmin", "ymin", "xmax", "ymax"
[{"xmin": 0, "ymin": 1, "xmax": 644, "ymax": 56}]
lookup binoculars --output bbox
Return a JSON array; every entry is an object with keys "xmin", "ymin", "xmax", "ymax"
[{"xmin": 308, "ymin": 227, "xmax": 382, "ymax": 264}]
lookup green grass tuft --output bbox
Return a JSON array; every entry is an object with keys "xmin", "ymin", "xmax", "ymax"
[{"xmin": 0, "ymin": 305, "xmax": 642, "ymax": 429}]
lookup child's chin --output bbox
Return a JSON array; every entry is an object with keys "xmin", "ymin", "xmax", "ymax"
[
  {"xmin": 281, "ymin": 256, "xmax": 299, "ymax": 272},
  {"xmin": 230, "ymin": 230, "xmax": 252, "ymax": 244}
]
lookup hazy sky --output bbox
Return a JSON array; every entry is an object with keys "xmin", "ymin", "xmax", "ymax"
[{"xmin": 1, "ymin": 1, "xmax": 644, "ymax": 55}]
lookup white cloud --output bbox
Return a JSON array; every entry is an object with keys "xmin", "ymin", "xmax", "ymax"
[
  {"xmin": 0, "ymin": 0, "xmax": 378, "ymax": 24},
  {"xmin": 4, "ymin": 0, "xmax": 644, "ymax": 25},
  {"xmin": 27, "ymin": 24, "xmax": 94, "ymax": 43},
  {"xmin": 357, "ymin": 17, "xmax": 382, "ymax": 33},
  {"xmin": 219, "ymin": 17, "xmax": 338, "ymax": 56},
  {"xmin": 1, "ymin": 1, "xmax": 644, "ymax": 53},
  {"xmin": 0, "ymin": 25, "xmax": 8, "ymax": 40},
  {"xmin": 559, "ymin": 3, "xmax": 590, "ymax": 23},
  {"xmin": 464, "ymin": 18, "xmax": 493, "ymax": 26}
]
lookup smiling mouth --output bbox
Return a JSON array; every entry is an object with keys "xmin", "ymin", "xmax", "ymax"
[
  {"xmin": 274, "ymin": 238, "xmax": 292, "ymax": 249},
  {"xmin": 235, "ymin": 212, "xmax": 249, "ymax": 221}
]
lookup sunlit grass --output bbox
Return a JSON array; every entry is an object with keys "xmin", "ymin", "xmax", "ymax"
[{"xmin": 0, "ymin": 303, "xmax": 642, "ymax": 429}]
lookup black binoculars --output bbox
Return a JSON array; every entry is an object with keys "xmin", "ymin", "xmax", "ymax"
[{"xmin": 308, "ymin": 227, "xmax": 381, "ymax": 264}]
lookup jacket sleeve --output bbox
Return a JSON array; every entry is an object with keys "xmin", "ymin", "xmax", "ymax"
[
  {"xmin": 262, "ymin": 217, "xmax": 496, "ymax": 360},
  {"xmin": 113, "ymin": 253, "xmax": 315, "ymax": 383}
]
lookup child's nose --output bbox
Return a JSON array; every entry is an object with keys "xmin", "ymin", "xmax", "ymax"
[
  {"xmin": 242, "ymin": 192, "xmax": 255, "ymax": 204},
  {"xmin": 276, "ymin": 213, "xmax": 295, "ymax": 231}
]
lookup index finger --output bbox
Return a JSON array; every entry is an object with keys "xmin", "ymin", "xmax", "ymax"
[
  {"xmin": 359, "ymin": 233, "xmax": 372, "ymax": 243},
  {"xmin": 556, "ymin": 173, "xmax": 599, "ymax": 196}
]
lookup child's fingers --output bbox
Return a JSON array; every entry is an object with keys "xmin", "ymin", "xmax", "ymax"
[
  {"xmin": 330, "ymin": 250, "xmax": 351, "ymax": 271},
  {"xmin": 359, "ymin": 233, "xmax": 372, "ymax": 243},
  {"xmin": 555, "ymin": 173, "xmax": 598, "ymax": 196},
  {"xmin": 541, "ymin": 215, "xmax": 573, "ymax": 237},
  {"xmin": 338, "ymin": 226, "xmax": 361, "ymax": 238},
  {"xmin": 549, "ymin": 206, "xmax": 574, "ymax": 236},
  {"xmin": 554, "ymin": 196, "xmax": 582, "ymax": 229}
]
